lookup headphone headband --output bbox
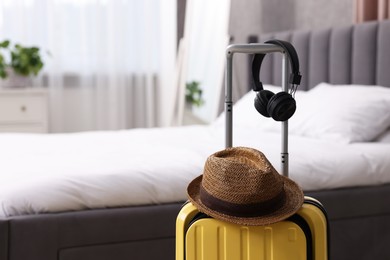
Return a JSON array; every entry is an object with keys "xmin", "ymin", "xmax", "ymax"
[{"xmin": 252, "ymin": 40, "xmax": 301, "ymax": 91}]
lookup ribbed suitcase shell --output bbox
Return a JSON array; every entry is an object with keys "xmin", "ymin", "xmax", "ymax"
[{"xmin": 176, "ymin": 196, "xmax": 328, "ymax": 260}]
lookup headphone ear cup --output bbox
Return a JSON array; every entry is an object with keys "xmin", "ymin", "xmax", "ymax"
[
  {"xmin": 254, "ymin": 90, "xmax": 275, "ymax": 118},
  {"xmin": 267, "ymin": 92, "xmax": 296, "ymax": 121}
]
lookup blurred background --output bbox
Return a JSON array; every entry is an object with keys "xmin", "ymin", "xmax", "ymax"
[{"xmin": 0, "ymin": 0, "xmax": 385, "ymax": 133}]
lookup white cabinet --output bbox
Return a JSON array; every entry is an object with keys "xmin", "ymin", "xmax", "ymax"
[{"xmin": 0, "ymin": 88, "xmax": 49, "ymax": 133}]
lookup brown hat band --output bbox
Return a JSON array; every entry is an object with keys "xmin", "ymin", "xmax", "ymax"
[{"xmin": 199, "ymin": 186, "xmax": 286, "ymax": 218}]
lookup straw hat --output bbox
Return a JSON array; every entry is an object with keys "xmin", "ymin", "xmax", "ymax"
[{"xmin": 187, "ymin": 147, "xmax": 304, "ymax": 226}]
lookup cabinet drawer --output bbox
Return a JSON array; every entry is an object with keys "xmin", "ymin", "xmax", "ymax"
[
  {"xmin": 0, "ymin": 95, "xmax": 47, "ymax": 123},
  {"xmin": 0, "ymin": 123, "xmax": 46, "ymax": 133}
]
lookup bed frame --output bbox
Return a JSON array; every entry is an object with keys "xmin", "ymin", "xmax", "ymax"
[{"xmin": 1, "ymin": 20, "xmax": 390, "ymax": 260}]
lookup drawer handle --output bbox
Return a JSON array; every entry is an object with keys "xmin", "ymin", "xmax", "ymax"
[{"xmin": 20, "ymin": 106, "xmax": 27, "ymax": 112}]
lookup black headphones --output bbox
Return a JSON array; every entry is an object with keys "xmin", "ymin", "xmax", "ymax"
[{"xmin": 252, "ymin": 39, "xmax": 302, "ymax": 121}]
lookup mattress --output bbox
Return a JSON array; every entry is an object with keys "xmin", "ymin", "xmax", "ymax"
[{"xmin": 0, "ymin": 119, "xmax": 389, "ymax": 217}]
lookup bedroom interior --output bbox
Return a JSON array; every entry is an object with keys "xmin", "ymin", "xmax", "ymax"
[{"xmin": 0, "ymin": 0, "xmax": 390, "ymax": 260}]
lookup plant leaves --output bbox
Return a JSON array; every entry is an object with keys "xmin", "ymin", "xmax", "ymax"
[{"xmin": 0, "ymin": 40, "xmax": 10, "ymax": 48}]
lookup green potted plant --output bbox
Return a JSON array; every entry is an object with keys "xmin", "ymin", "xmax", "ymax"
[
  {"xmin": 0, "ymin": 39, "xmax": 44, "ymax": 87},
  {"xmin": 185, "ymin": 81, "xmax": 205, "ymax": 109}
]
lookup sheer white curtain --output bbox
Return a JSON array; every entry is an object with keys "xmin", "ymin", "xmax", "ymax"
[
  {"xmin": 185, "ymin": 0, "xmax": 231, "ymax": 123},
  {"xmin": 173, "ymin": 0, "xmax": 231, "ymax": 125},
  {"xmin": 0, "ymin": 0, "xmax": 177, "ymax": 132}
]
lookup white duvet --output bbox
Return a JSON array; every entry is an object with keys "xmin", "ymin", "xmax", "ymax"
[
  {"xmin": 1, "ymin": 83, "xmax": 390, "ymax": 217},
  {"xmin": 0, "ymin": 124, "xmax": 389, "ymax": 217}
]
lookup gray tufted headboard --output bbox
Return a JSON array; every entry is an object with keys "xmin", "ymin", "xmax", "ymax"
[{"xmin": 255, "ymin": 20, "xmax": 390, "ymax": 91}]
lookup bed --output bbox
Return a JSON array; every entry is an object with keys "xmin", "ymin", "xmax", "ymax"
[{"xmin": 0, "ymin": 19, "xmax": 390, "ymax": 260}]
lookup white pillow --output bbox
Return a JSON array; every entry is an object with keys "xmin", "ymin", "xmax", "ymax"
[
  {"xmin": 375, "ymin": 129, "xmax": 390, "ymax": 143},
  {"xmin": 213, "ymin": 84, "xmax": 307, "ymax": 130},
  {"xmin": 212, "ymin": 90, "xmax": 260, "ymax": 127},
  {"xmin": 288, "ymin": 83, "xmax": 390, "ymax": 143}
]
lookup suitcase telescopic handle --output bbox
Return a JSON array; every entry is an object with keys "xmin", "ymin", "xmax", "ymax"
[{"xmin": 225, "ymin": 43, "xmax": 290, "ymax": 177}]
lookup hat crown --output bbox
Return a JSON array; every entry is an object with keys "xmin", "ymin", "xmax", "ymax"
[
  {"xmin": 202, "ymin": 147, "xmax": 284, "ymax": 205},
  {"xmin": 187, "ymin": 146, "xmax": 304, "ymax": 226}
]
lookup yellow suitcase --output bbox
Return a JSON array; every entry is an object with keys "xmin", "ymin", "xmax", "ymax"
[
  {"xmin": 176, "ymin": 42, "xmax": 329, "ymax": 260},
  {"xmin": 176, "ymin": 196, "xmax": 328, "ymax": 260}
]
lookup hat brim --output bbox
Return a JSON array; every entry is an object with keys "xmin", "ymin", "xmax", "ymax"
[{"xmin": 187, "ymin": 175, "xmax": 304, "ymax": 226}]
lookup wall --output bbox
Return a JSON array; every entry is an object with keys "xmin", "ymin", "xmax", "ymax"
[
  {"xmin": 294, "ymin": 0, "xmax": 353, "ymax": 30},
  {"xmin": 230, "ymin": 0, "xmax": 353, "ymax": 42}
]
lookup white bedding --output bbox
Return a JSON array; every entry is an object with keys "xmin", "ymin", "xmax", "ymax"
[
  {"xmin": 0, "ymin": 124, "xmax": 389, "ymax": 217},
  {"xmin": 0, "ymin": 83, "xmax": 390, "ymax": 217},
  {"xmin": 0, "ymin": 126, "xmax": 219, "ymax": 217}
]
